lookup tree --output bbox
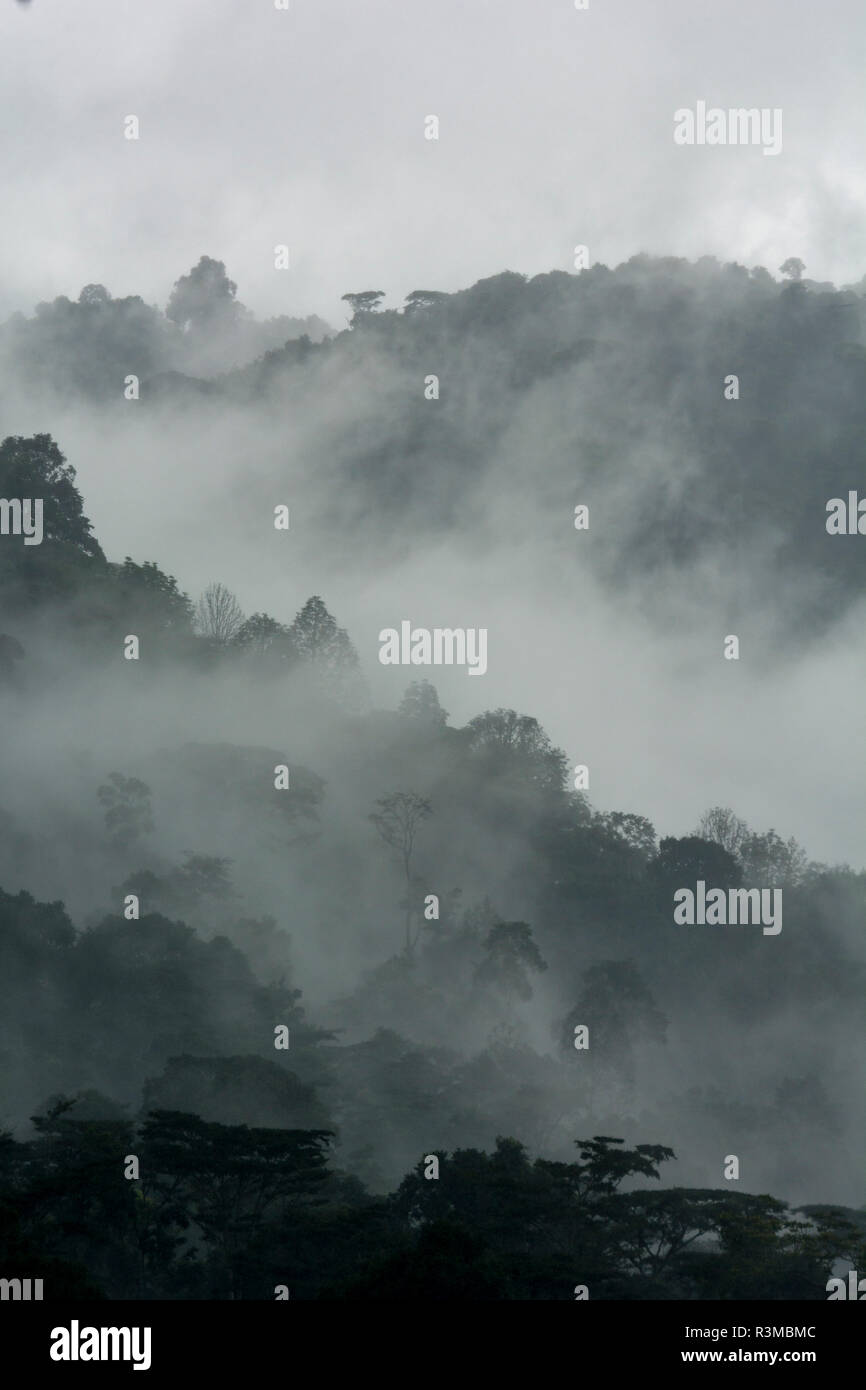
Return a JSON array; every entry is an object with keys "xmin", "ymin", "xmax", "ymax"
[
  {"xmin": 0, "ymin": 886, "xmax": 76, "ymax": 968},
  {"xmin": 166, "ymin": 256, "xmax": 243, "ymax": 332},
  {"xmin": 464, "ymin": 709, "xmax": 568, "ymax": 795},
  {"xmin": 695, "ymin": 806, "xmax": 749, "ymax": 860},
  {"xmin": 369, "ymin": 792, "xmax": 433, "ymax": 954},
  {"xmin": 398, "ymin": 680, "xmax": 448, "ymax": 731},
  {"xmin": 287, "ymin": 596, "xmax": 342, "ymax": 662},
  {"xmin": 172, "ymin": 853, "xmax": 235, "ymax": 906},
  {"xmin": 403, "ymin": 290, "xmax": 447, "ymax": 313},
  {"xmin": 194, "ymin": 582, "xmax": 245, "ymax": 645},
  {"xmin": 473, "ymin": 920, "xmax": 547, "ymax": 1001},
  {"xmin": 78, "ymin": 284, "xmax": 112, "ymax": 308},
  {"xmin": 650, "ymin": 835, "xmax": 742, "ymax": 893},
  {"xmin": 113, "ymin": 559, "xmax": 195, "ymax": 634},
  {"xmin": 560, "ymin": 961, "xmax": 667, "ymax": 1098},
  {"xmin": 233, "ymin": 612, "xmax": 295, "ymax": 663},
  {"xmin": 287, "ymin": 595, "xmax": 365, "ymax": 705},
  {"xmin": 569, "ymin": 1134, "xmax": 675, "ymax": 1199},
  {"xmin": 117, "ymin": 855, "xmax": 235, "ymax": 926},
  {"xmin": 141, "ymin": 1056, "xmax": 329, "ymax": 1132},
  {"xmin": 140, "ymin": 1110, "xmax": 332, "ymax": 1298},
  {"xmin": 740, "ymin": 828, "xmax": 807, "ymax": 886},
  {"xmin": 337, "ymin": 1219, "xmax": 508, "ymax": 1299},
  {"xmin": 96, "ymin": 773, "xmax": 154, "ymax": 852},
  {"xmin": 22, "ymin": 1094, "xmax": 159, "ymax": 1299},
  {"xmin": 388, "ymin": 1133, "xmax": 680, "ymax": 1296},
  {"xmin": 592, "ymin": 811, "xmax": 657, "ymax": 860},
  {"xmin": 341, "ymin": 290, "xmax": 385, "ymax": 322},
  {"xmin": 0, "ymin": 434, "xmax": 103, "ymax": 558},
  {"xmin": 779, "ymin": 257, "xmax": 805, "ymax": 282}
]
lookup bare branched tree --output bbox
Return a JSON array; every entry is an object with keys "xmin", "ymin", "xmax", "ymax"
[
  {"xmin": 194, "ymin": 582, "xmax": 245, "ymax": 645},
  {"xmin": 695, "ymin": 806, "xmax": 749, "ymax": 860}
]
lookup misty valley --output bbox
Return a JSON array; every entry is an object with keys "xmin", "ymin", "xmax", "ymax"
[{"xmin": 0, "ymin": 250, "xmax": 864, "ymax": 1303}]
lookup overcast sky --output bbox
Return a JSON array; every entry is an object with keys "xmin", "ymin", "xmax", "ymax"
[
  {"xmin": 1, "ymin": 0, "xmax": 864, "ymax": 869},
  {"xmin": 1, "ymin": 0, "xmax": 864, "ymax": 323}
]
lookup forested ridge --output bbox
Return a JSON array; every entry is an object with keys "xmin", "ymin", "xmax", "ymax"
[{"xmin": 1, "ymin": 254, "xmax": 864, "ymax": 1298}]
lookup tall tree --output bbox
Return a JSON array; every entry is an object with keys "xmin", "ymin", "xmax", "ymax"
[
  {"xmin": 740, "ymin": 828, "xmax": 807, "ymax": 886},
  {"xmin": 166, "ymin": 256, "xmax": 244, "ymax": 332},
  {"xmin": 369, "ymin": 792, "xmax": 433, "ymax": 954},
  {"xmin": 398, "ymin": 679, "xmax": 448, "ymax": 731},
  {"xmin": 233, "ymin": 612, "xmax": 296, "ymax": 664},
  {"xmin": 287, "ymin": 595, "xmax": 365, "ymax": 705},
  {"xmin": 403, "ymin": 290, "xmax": 447, "ymax": 313},
  {"xmin": 0, "ymin": 434, "xmax": 103, "ymax": 558},
  {"xmin": 464, "ymin": 708, "xmax": 568, "ymax": 795},
  {"xmin": 341, "ymin": 290, "xmax": 385, "ymax": 321},
  {"xmin": 779, "ymin": 257, "xmax": 806, "ymax": 282},
  {"xmin": 560, "ymin": 961, "xmax": 667, "ymax": 1104},
  {"xmin": 473, "ymin": 920, "xmax": 547, "ymax": 1001},
  {"xmin": 113, "ymin": 558, "xmax": 195, "ymax": 634},
  {"xmin": 695, "ymin": 806, "xmax": 750, "ymax": 860},
  {"xmin": 96, "ymin": 773, "xmax": 154, "ymax": 853},
  {"xmin": 650, "ymin": 835, "xmax": 742, "ymax": 894},
  {"xmin": 140, "ymin": 1110, "xmax": 332, "ymax": 1298}
]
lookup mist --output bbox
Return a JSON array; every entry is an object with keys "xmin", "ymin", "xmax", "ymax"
[{"xmin": 0, "ymin": 0, "xmax": 864, "ymax": 1307}]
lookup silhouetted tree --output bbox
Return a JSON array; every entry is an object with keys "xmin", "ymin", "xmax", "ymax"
[
  {"xmin": 97, "ymin": 773, "xmax": 154, "ymax": 852},
  {"xmin": 474, "ymin": 920, "xmax": 547, "ymax": 1001},
  {"xmin": 166, "ymin": 256, "xmax": 244, "ymax": 332},
  {"xmin": 696, "ymin": 805, "xmax": 750, "ymax": 859},
  {"xmin": 0, "ymin": 434, "xmax": 103, "ymax": 558},
  {"xmin": 233, "ymin": 612, "xmax": 296, "ymax": 664},
  {"xmin": 780, "ymin": 257, "xmax": 806, "ymax": 281},
  {"xmin": 398, "ymin": 679, "xmax": 448, "ymax": 731},
  {"xmin": 464, "ymin": 709, "xmax": 568, "ymax": 796},
  {"xmin": 195, "ymin": 582, "xmax": 245, "ymax": 645},
  {"xmin": 341, "ymin": 290, "xmax": 385, "ymax": 321},
  {"xmin": 370, "ymin": 792, "xmax": 433, "ymax": 954}
]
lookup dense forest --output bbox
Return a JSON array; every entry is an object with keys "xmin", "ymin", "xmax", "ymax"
[{"xmin": 1, "ymin": 254, "xmax": 864, "ymax": 1298}]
